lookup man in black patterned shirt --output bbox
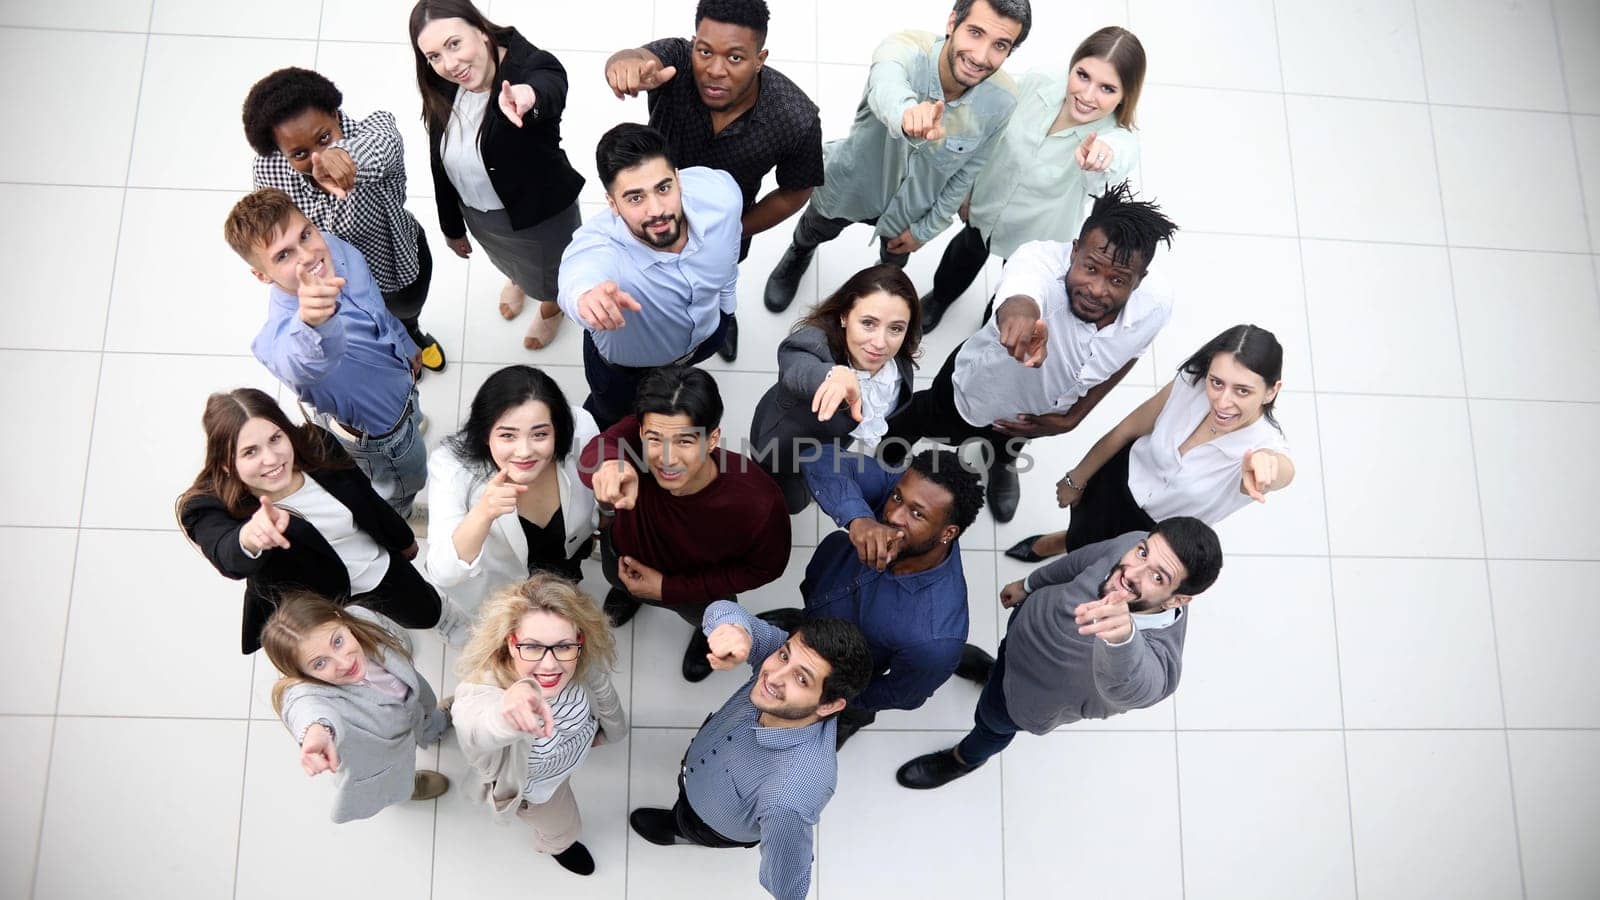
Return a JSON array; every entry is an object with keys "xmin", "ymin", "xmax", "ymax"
[
  {"xmin": 604, "ymin": 0, "xmax": 825, "ymax": 362},
  {"xmin": 243, "ymin": 67, "xmax": 446, "ymax": 372}
]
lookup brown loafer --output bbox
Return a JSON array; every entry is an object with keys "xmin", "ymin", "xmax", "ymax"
[{"xmin": 411, "ymin": 769, "xmax": 450, "ymax": 801}]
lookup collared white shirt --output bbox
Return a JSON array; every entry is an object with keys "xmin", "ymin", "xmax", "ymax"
[
  {"xmin": 968, "ymin": 70, "xmax": 1139, "ymax": 259},
  {"xmin": 847, "ymin": 361, "xmax": 902, "ymax": 451},
  {"xmin": 441, "ymin": 87, "xmax": 504, "ymax": 212},
  {"xmin": 952, "ymin": 239, "xmax": 1172, "ymax": 427},
  {"xmin": 1127, "ymin": 373, "xmax": 1291, "ymax": 524}
]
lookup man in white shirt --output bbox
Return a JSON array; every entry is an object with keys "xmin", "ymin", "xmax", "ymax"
[{"xmin": 881, "ymin": 182, "xmax": 1177, "ymax": 522}]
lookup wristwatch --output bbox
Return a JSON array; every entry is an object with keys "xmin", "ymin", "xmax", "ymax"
[{"xmin": 1062, "ymin": 471, "xmax": 1084, "ymax": 491}]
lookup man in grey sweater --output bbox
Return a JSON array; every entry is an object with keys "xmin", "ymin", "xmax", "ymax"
[{"xmin": 895, "ymin": 517, "xmax": 1222, "ymax": 789}]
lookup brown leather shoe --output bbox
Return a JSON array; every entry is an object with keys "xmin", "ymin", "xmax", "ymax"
[{"xmin": 411, "ymin": 769, "xmax": 450, "ymax": 801}]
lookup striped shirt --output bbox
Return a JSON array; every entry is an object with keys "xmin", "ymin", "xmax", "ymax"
[
  {"xmin": 685, "ymin": 601, "xmax": 834, "ymax": 900},
  {"xmin": 253, "ymin": 111, "xmax": 422, "ymax": 295},
  {"xmin": 521, "ymin": 679, "xmax": 597, "ymax": 804}
]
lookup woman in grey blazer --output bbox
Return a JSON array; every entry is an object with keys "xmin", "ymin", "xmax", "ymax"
[
  {"xmin": 262, "ymin": 593, "xmax": 452, "ymax": 824},
  {"xmin": 750, "ymin": 264, "xmax": 923, "ymax": 513}
]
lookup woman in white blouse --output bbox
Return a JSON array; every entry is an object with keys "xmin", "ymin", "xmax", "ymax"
[
  {"xmin": 1007, "ymin": 324, "xmax": 1295, "ymax": 561},
  {"xmin": 749, "ymin": 264, "xmax": 922, "ymax": 513},
  {"xmin": 454, "ymin": 575, "xmax": 626, "ymax": 876},
  {"xmin": 427, "ymin": 366, "xmax": 598, "ymax": 610},
  {"xmin": 921, "ymin": 25, "xmax": 1147, "ymax": 333}
]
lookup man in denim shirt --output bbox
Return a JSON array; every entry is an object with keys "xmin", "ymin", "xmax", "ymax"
[
  {"xmin": 788, "ymin": 446, "xmax": 986, "ymax": 748},
  {"xmin": 764, "ymin": 0, "xmax": 1029, "ymax": 312}
]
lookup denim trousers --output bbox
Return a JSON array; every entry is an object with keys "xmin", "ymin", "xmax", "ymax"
[
  {"xmin": 955, "ymin": 638, "xmax": 1023, "ymax": 767},
  {"xmin": 322, "ymin": 386, "xmax": 427, "ymax": 518}
]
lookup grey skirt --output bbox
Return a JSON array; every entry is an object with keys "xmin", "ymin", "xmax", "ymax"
[{"xmin": 460, "ymin": 201, "xmax": 581, "ymax": 300}]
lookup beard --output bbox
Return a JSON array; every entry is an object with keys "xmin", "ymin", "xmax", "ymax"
[
  {"xmin": 1099, "ymin": 563, "xmax": 1165, "ymax": 613},
  {"xmin": 634, "ymin": 212, "xmax": 684, "ymax": 249}
]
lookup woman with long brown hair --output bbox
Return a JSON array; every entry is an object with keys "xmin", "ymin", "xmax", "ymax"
[
  {"xmin": 176, "ymin": 388, "xmax": 451, "ymax": 654},
  {"xmin": 453, "ymin": 575, "xmax": 626, "ymax": 876},
  {"xmin": 749, "ymin": 264, "xmax": 922, "ymax": 513},
  {"xmin": 409, "ymin": 0, "xmax": 585, "ymax": 351}
]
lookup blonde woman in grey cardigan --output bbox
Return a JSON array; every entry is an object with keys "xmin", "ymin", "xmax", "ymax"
[
  {"xmin": 263, "ymin": 593, "xmax": 452, "ymax": 824},
  {"xmin": 454, "ymin": 575, "xmax": 627, "ymax": 877}
]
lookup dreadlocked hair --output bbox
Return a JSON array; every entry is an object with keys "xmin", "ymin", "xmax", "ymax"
[{"xmin": 1077, "ymin": 180, "xmax": 1178, "ymax": 270}]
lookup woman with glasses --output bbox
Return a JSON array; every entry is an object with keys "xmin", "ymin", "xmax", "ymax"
[{"xmin": 453, "ymin": 575, "xmax": 625, "ymax": 876}]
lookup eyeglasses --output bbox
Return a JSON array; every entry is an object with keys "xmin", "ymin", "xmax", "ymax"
[{"xmin": 513, "ymin": 636, "xmax": 584, "ymax": 663}]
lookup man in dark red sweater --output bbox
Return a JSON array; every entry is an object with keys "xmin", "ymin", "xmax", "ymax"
[{"xmin": 580, "ymin": 365, "xmax": 791, "ymax": 681}]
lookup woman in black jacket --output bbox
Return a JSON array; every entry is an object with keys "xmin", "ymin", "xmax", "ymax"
[
  {"xmin": 749, "ymin": 265, "xmax": 922, "ymax": 513},
  {"xmin": 177, "ymin": 388, "xmax": 450, "ymax": 654},
  {"xmin": 410, "ymin": 0, "xmax": 586, "ymax": 351}
]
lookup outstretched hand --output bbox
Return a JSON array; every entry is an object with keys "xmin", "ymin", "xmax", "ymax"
[
  {"xmin": 299, "ymin": 723, "xmax": 339, "ymax": 776},
  {"xmin": 902, "ymin": 99, "xmax": 946, "ymax": 141},
  {"xmin": 498, "ymin": 80, "xmax": 537, "ymax": 126},
  {"xmin": 706, "ymin": 622, "xmax": 752, "ymax": 670},
  {"xmin": 606, "ymin": 56, "xmax": 678, "ymax": 98},
  {"xmin": 577, "ymin": 281, "xmax": 643, "ymax": 331},
  {"xmin": 309, "ymin": 148, "xmax": 355, "ymax": 199}
]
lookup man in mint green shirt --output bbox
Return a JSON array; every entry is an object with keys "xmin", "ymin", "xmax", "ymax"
[{"xmin": 763, "ymin": 0, "xmax": 1030, "ymax": 313}]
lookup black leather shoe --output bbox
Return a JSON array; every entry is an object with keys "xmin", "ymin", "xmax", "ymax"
[
  {"xmin": 604, "ymin": 588, "xmax": 641, "ymax": 628},
  {"xmin": 954, "ymin": 643, "xmax": 995, "ymax": 685},
  {"xmin": 1004, "ymin": 534, "xmax": 1049, "ymax": 563},
  {"xmin": 896, "ymin": 749, "xmax": 979, "ymax": 790},
  {"xmin": 682, "ymin": 629, "xmax": 713, "ymax": 682},
  {"xmin": 764, "ymin": 244, "xmax": 814, "ymax": 312},
  {"xmin": 756, "ymin": 607, "xmax": 806, "ymax": 634},
  {"xmin": 629, "ymin": 808, "xmax": 687, "ymax": 846},
  {"xmin": 716, "ymin": 317, "xmax": 738, "ymax": 362},
  {"xmin": 834, "ymin": 707, "xmax": 876, "ymax": 750},
  {"xmin": 919, "ymin": 293, "xmax": 952, "ymax": 334},
  {"xmin": 986, "ymin": 461, "xmax": 1020, "ymax": 523},
  {"xmin": 552, "ymin": 841, "xmax": 595, "ymax": 875}
]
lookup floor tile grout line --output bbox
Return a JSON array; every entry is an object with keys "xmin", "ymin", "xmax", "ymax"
[
  {"xmin": 1412, "ymin": 2, "xmax": 1528, "ymax": 895},
  {"xmin": 27, "ymin": 6, "xmax": 157, "ymax": 896},
  {"xmin": 1547, "ymin": 3, "xmax": 1600, "ymax": 292},
  {"xmin": 1268, "ymin": 3, "xmax": 1361, "ymax": 896}
]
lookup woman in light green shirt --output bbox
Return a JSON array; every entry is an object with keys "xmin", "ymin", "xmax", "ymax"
[{"xmin": 921, "ymin": 26, "xmax": 1148, "ymax": 333}]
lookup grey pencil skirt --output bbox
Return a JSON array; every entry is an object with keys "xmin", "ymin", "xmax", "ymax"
[{"xmin": 460, "ymin": 201, "xmax": 582, "ymax": 301}]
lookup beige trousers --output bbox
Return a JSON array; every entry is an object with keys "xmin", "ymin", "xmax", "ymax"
[{"xmin": 515, "ymin": 778, "xmax": 582, "ymax": 854}]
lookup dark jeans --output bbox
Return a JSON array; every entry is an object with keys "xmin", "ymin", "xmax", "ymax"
[
  {"xmin": 880, "ymin": 341, "xmax": 1024, "ymax": 473},
  {"xmin": 581, "ymin": 312, "xmax": 734, "ymax": 430},
  {"xmin": 791, "ymin": 205, "xmax": 910, "ymax": 268},
  {"xmin": 1064, "ymin": 442, "xmax": 1157, "ymax": 553},
  {"xmin": 673, "ymin": 779, "xmax": 758, "ymax": 849},
  {"xmin": 928, "ymin": 224, "xmax": 992, "ymax": 304},
  {"xmin": 348, "ymin": 549, "xmax": 443, "ymax": 629},
  {"xmin": 955, "ymin": 638, "xmax": 1022, "ymax": 767},
  {"xmin": 380, "ymin": 228, "xmax": 434, "ymax": 344}
]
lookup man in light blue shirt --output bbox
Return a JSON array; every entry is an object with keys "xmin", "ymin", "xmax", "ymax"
[
  {"xmin": 763, "ymin": 0, "xmax": 1030, "ymax": 313},
  {"xmin": 628, "ymin": 600, "xmax": 872, "ymax": 900},
  {"xmin": 557, "ymin": 123, "xmax": 743, "ymax": 428},
  {"xmin": 225, "ymin": 188, "xmax": 426, "ymax": 517}
]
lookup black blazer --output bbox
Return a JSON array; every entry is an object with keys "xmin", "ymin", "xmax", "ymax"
[
  {"xmin": 750, "ymin": 324, "xmax": 916, "ymax": 473},
  {"xmin": 427, "ymin": 28, "xmax": 586, "ymax": 239},
  {"xmin": 180, "ymin": 465, "xmax": 416, "ymax": 654}
]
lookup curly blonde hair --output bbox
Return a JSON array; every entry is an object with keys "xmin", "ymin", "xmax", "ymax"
[{"xmin": 455, "ymin": 575, "xmax": 617, "ymax": 689}]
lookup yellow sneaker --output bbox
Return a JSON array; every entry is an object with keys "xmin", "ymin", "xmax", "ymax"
[{"xmin": 418, "ymin": 335, "xmax": 446, "ymax": 373}]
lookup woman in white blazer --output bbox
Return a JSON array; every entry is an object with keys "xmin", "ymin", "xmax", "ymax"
[{"xmin": 427, "ymin": 366, "xmax": 598, "ymax": 610}]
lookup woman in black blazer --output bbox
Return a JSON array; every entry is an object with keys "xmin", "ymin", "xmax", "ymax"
[
  {"xmin": 750, "ymin": 265, "xmax": 923, "ymax": 513},
  {"xmin": 409, "ymin": 0, "xmax": 586, "ymax": 350},
  {"xmin": 177, "ymin": 388, "xmax": 445, "ymax": 654}
]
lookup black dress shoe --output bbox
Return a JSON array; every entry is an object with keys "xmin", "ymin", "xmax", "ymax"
[
  {"xmin": 552, "ymin": 841, "xmax": 595, "ymax": 875},
  {"xmin": 604, "ymin": 588, "xmax": 641, "ymax": 628},
  {"xmin": 629, "ymin": 808, "xmax": 687, "ymax": 846},
  {"xmin": 756, "ymin": 607, "xmax": 806, "ymax": 634},
  {"xmin": 919, "ymin": 293, "xmax": 953, "ymax": 334},
  {"xmin": 764, "ymin": 244, "xmax": 815, "ymax": 312},
  {"xmin": 953, "ymin": 643, "xmax": 995, "ymax": 684},
  {"xmin": 682, "ymin": 629, "xmax": 713, "ymax": 682},
  {"xmin": 833, "ymin": 706, "xmax": 876, "ymax": 750},
  {"xmin": 896, "ymin": 749, "xmax": 979, "ymax": 790},
  {"xmin": 986, "ymin": 461, "xmax": 1020, "ymax": 524},
  {"xmin": 1004, "ymin": 534, "xmax": 1049, "ymax": 563},
  {"xmin": 716, "ymin": 317, "xmax": 738, "ymax": 362}
]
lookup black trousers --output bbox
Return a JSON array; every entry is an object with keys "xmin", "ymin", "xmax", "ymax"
[
  {"xmin": 581, "ymin": 312, "xmax": 733, "ymax": 430},
  {"xmin": 380, "ymin": 228, "xmax": 434, "ymax": 343},
  {"xmin": 597, "ymin": 530, "xmax": 713, "ymax": 629},
  {"xmin": 791, "ymin": 206, "xmax": 910, "ymax": 268},
  {"xmin": 1063, "ymin": 442, "xmax": 1157, "ymax": 552},
  {"xmin": 673, "ymin": 779, "xmax": 758, "ymax": 849},
  {"xmin": 349, "ymin": 549, "xmax": 443, "ymax": 629},
  {"xmin": 881, "ymin": 341, "xmax": 1024, "ymax": 472},
  {"xmin": 928, "ymin": 224, "xmax": 992, "ymax": 304}
]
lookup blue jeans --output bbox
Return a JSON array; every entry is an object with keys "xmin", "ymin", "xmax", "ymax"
[
  {"xmin": 325, "ymin": 387, "xmax": 427, "ymax": 518},
  {"xmin": 956, "ymin": 639, "xmax": 1022, "ymax": 767}
]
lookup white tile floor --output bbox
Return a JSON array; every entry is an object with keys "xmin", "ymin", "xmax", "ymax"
[{"xmin": 1, "ymin": 0, "xmax": 1596, "ymax": 897}]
